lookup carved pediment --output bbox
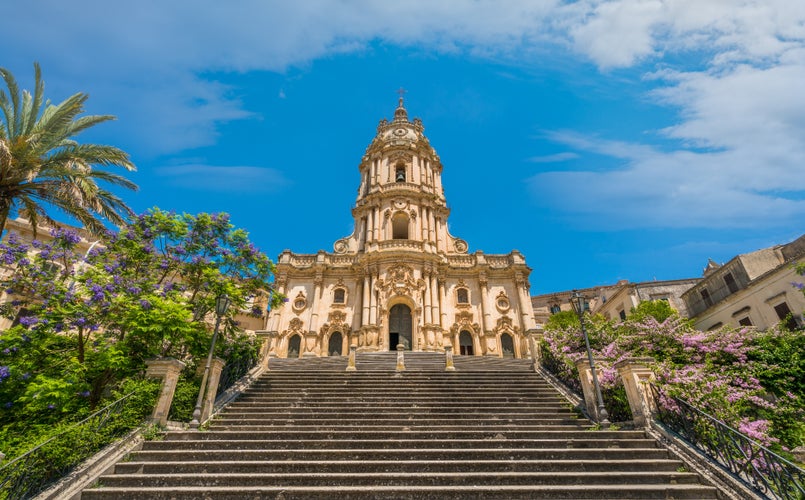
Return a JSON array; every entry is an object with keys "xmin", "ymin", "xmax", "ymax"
[{"xmin": 375, "ymin": 264, "xmax": 425, "ymax": 299}]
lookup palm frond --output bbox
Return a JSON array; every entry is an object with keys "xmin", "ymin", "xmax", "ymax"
[{"xmin": 0, "ymin": 67, "xmax": 21, "ymax": 137}]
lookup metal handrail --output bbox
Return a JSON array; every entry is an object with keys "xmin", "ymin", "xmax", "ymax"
[
  {"xmin": 648, "ymin": 383, "xmax": 805, "ymax": 500},
  {"xmin": 0, "ymin": 392, "xmax": 137, "ymax": 500}
]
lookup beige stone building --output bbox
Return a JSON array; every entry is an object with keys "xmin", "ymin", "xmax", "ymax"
[
  {"xmin": 263, "ymin": 100, "xmax": 537, "ymax": 358},
  {"xmin": 682, "ymin": 234, "xmax": 805, "ymax": 331},
  {"xmin": 532, "ymin": 278, "xmax": 699, "ymax": 326}
]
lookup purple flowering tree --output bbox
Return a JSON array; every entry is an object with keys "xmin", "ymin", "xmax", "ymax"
[
  {"xmin": 542, "ymin": 305, "xmax": 804, "ymax": 452},
  {"xmin": 0, "ymin": 209, "xmax": 280, "ymax": 428}
]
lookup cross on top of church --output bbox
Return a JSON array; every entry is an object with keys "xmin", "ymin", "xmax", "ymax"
[{"xmin": 397, "ymin": 87, "xmax": 407, "ymax": 106}]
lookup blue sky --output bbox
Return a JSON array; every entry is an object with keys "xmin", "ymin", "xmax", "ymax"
[{"xmin": 2, "ymin": 1, "xmax": 804, "ymax": 293}]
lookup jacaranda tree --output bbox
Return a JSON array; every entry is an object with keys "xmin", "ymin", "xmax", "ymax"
[{"xmin": 0, "ymin": 209, "xmax": 280, "ymax": 436}]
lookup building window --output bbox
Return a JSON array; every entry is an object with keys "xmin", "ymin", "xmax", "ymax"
[
  {"xmin": 618, "ymin": 309, "xmax": 627, "ymax": 321},
  {"xmin": 774, "ymin": 301, "xmax": 798, "ymax": 330},
  {"xmin": 549, "ymin": 304, "xmax": 561, "ymax": 314},
  {"xmin": 333, "ymin": 288, "xmax": 346, "ymax": 304},
  {"xmin": 708, "ymin": 322, "xmax": 723, "ymax": 330},
  {"xmin": 456, "ymin": 288, "xmax": 469, "ymax": 304},
  {"xmin": 724, "ymin": 272, "xmax": 739, "ymax": 294},
  {"xmin": 700, "ymin": 288, "xmax": 713, "ymax": 307},
  {"xmin": 738, "ymin": 316, "xmax": 753, "ymax": 327},
  {"xmin": 395, "ymin": 165, "xmax": 406, "ymax": 183},
  {"xmin": 392, "ymin": 213, "xmax": 409, "ymax": 239}
]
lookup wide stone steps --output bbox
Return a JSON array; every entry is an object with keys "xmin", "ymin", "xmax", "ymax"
[
  {"xmin": 82, "ymin": 484, "xmax": 719, "ymax": 499},
  {"xmin": 82, "ymin": 354, "xmax": 719, "ymax": 499},
  {"xmin": 113, "ymin": 458, "xmax": 688, "ymax": 474},
  {"xmin": 96, "ymin": 470, "xmax": 704, "ymax": 488}
]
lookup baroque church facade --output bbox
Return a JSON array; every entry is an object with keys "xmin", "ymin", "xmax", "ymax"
[{"xmin": 263, "ymin": 99, "xmax": 538, "ymax": 358}]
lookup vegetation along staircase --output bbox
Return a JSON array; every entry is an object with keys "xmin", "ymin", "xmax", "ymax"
[{"xmin": 82, "ymin": 353, "xmax": 719, "ymax": 499}]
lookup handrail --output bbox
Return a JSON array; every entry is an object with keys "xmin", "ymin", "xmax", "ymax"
[
  {"xmin": 0, "ymin": 392, "xmax": 137, "ymax": 500},
  {"xmin": 647, "ymin": 383, "xmax": 805, "ymax": 500}
]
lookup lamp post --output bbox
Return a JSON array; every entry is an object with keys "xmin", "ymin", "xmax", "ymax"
[
  {"xmin": 189, "ymin": 294, "xmax": 232, "ymax": 429},
  {"xmin": 570, "ymin": 290, "xmax": 610, "ymax": 426}
]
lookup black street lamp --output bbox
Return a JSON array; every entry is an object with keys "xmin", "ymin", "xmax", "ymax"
[
  {"xmin": 190, "ymin": 294, "xmax": 232, "ymax": 429},
  {"xmin": 570, "ymin": 290, "xmax": 610, "ymax": 426}
]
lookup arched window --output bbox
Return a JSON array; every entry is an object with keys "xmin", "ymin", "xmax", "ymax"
[
  {"xmin": 456, "ymin": 288, "xmax": 469, "ymax": 304},
  {"xmin": 550, "ymin": 304, "xmax": 561, "ymax": 314},
  {"xmin": 333, "ymin": 288, "xmax": 346, "ymax": 304},
  {"xmin": 392, "ymin": 213, "xmax": 409, "ymax": 239},
  {"xmin": 395, "ymin": 165, "xmax": 406, "ymax": 183}
]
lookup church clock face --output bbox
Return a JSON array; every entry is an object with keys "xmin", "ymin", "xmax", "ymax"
[
  {"xmin": 393, "ymin": 200, "xmax": 407, "ymax": 209},
  {"xmin": 393, "ymin": 128, "xmax": 406, "ymax": 137}
]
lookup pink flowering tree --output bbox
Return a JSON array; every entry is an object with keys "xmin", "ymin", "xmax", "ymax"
[{"xmin": 542, "ymin": 302, "xmax": 804, "ymax": 452}]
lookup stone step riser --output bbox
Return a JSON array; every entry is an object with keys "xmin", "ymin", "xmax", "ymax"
[
  {"xmin": 97, "ymin": 471, "xmax": 702, "ymax": 488},
  {"xmin": 212, "ymin": 425, "xmax": 596, "ymax": 431},
  {"xmin": 81, "ymin": 485, "xmax": 719, "ymax": 499},
  {"xmin": 211, "ymin": 419, "xmax": 587, "ymax": 426},
  {"xmin": 114, "ymin": 459, "xmax": 687, "ymax": 475},
  {"xmin": 164, "ymin": 431, "xmax": 647, "ymax": 441},
  {"xmin": 128, "ymin": 448, "xmax": 673, "ymax": 462},
  {"xmin": 141, "ymin": 439, "xmax": 658, "ymax": 451}
]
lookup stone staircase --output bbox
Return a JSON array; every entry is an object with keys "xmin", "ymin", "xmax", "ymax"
[{"xmin": 82, "ymin": 353, "xmax": 719, "ymax": 499}]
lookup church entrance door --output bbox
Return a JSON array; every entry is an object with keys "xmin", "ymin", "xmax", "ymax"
[
  {"xmin": 501, "ymin": 333, "xmax": 515, "ymax": 358},
  {"xmin": 459, "ymin": 330, "xmax": 474, "ymax": 355},
  {"xmin": 388, "ymin": 304, "xmax": 412, "ymax": 350},
  {"xmin": 288, "ymin": 334, "xmax": 301, "ymax": 358},
  {"xmin": 328, "ymin": 332, "xmax": 343, "ymax": 356}
]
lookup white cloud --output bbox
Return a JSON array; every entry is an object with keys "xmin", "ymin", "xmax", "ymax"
[
  {"xmin": 155, "ymin": 165, "xmax": 289, "ymax": 192},
  {"xmin": 526, "ymin": 152, "xmax": 579, "ymax": 163},
  {"xmin": 3, "ymin": 0, "xmax": 805, "ymax": 231}
]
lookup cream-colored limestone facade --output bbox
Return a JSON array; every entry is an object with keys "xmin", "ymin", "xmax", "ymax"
[
  {"xmin": 264, "ymin": 100, "xmax": 537, "ymax": 358},
  {"xmin": 682, "ymin": 234, "xmax": 805, "ymax": 331}
]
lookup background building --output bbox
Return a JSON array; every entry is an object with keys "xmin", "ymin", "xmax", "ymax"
[{"xmin": 682, "ymin": 234, "xmax": 805, "ymax": 331}]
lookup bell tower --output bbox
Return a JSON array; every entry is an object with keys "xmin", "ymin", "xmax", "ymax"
[{"xmin": 332, "ymin": 97, "xmax": 468, "ymax": 256}]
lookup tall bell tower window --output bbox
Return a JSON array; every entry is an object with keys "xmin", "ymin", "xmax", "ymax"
[
  {"xmin": 392, "ymin": 213, "xmax": 409, "ymax": 239},
  {"xmin": 395, "ymin": 165, "xmax": 406, "ymax": 183}
]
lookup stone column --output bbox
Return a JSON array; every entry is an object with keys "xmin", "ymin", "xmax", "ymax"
[
  {"xmin": 362, "ymin": 274, "xmax": 371, "ymax": 326},
  {"xmin": 438, "ymin": 279, "xmax": 448, "ymax": 328},
  {"xmin": 614, "ymin": 357, "xmax": 657, "ymax": 427},
  {"xmin": 444, "ymin": 345, "xmax": 456, "ymax": 371},
  {"xmin": 145, "ymin": 358, "xmax": 186, "ymax": 427},
  {"xmin": 196, "ymin": 357, "xmax": 226, "ymax": 424},
  {"xmin": 479, "ymin": 274, "xmax": 491, "ymax": 333},
  {"xmin": 528, "ymin": 328, "xmax": 543, "ymax": 371},
  {"xmin": 575, "ymin": 358, "xmax": 600, "ymax": 421},
  {"xmin": 254, "ymin": 330, "xmax": 275, "ymax": 370},
  {"xmin": 309, "ymin": 275, "xmax": 323, "ymax": 333},
  {"xmin": 396, "ymin": 344, "xmax": 406, "ymax": 372},
  {"xmin": 516, "ymin": 273, "xmax": 536, "ymax": 331},
  {"xmin": 346, "ymin": 344, "xmax": 357, "ymax": 372},
  {"xmin": 369, "ymin": 271, "xmax": 377, "ymax": 324}
]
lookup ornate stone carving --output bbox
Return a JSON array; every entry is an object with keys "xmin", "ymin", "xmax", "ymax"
[
  {"xmin": 333, "ymin": 238, "xmax": 349, "ymax": 254},
  {"xmin": 374, "ymin": 264, "xmax": 425, "ymax": 299},
  {"xmin": 453, "ymin": 238, "xmax": 468, "ymax": 253},
  {"xmin": 321, "ymin": 310, "xmax": 351, "ymax": 337}
]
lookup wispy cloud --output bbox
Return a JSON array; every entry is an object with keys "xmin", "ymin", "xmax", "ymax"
[
  {"xmin": 155, "ymin": 165, "xmax": 289, "ymax": 192},
  {"xmin": 526, "ymin": 152, "xmax": 579, "ymax": 163}
]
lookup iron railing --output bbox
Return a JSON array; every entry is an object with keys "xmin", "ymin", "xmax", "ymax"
[
  {"xmin": 540, "ymin": 348, "xmax": 583, "ymax": 397},
  {"xmin": 0, "ymin": 392, "xmax": 138, "ymax": 500},
  {"xmin": 648, "ymin": 383, "xmax": 805, "ymax": 500},
  {"xmin": 216, "ymin": 351, "xmax": 259, "ymax": 397}
]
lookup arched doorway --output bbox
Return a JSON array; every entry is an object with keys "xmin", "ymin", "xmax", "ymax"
[
  {"xmin": 501, "ymin": 333, "xmax": 515, "ymax": 358},
  {"xmin": 459, "ymin": 330, "xmax": 474, "ymax": 355},
  {"xmin": 388, "ymin": 304, "xmax": 412, "ymax": 350},
  {"xmin": 328, "ymin": 332, "xmax": 343, "ymax": 356},
  {"xmin": 287, "ymin": 334, "xmax": 301, "ymax": 358}
]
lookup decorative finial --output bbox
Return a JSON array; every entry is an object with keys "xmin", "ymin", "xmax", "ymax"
[{"xmin": 396, "ymin": 87, "xmax": 407, "ymax": 107}]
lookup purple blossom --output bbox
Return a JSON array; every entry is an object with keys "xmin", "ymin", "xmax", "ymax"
[
  {"xmin": 18, "ymin": 316, "xmax": 39, "ymax": 327},
  {"xmin": 139, "ymin": 299, "xmax": 151, "ymax": 309},
  {"xmin": 0, "ymin": 366, "xmax": 9, "ymax": 381}
]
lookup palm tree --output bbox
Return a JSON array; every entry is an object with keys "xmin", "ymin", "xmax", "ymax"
[{"xmin": 0, "ymin": 63, "xmax": 137, "ymax": 237}]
